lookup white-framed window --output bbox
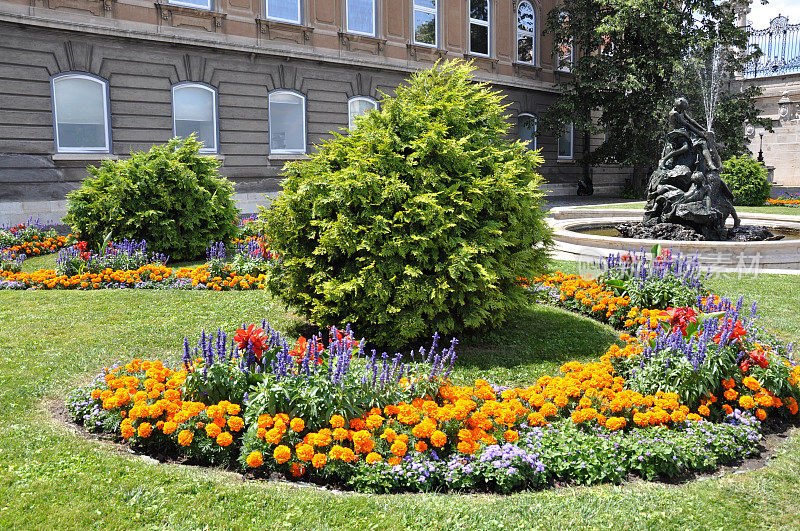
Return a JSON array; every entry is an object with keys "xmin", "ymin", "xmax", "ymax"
[
  {"xmin": 558, "ymin": 123, "xmax": 574, "ymax": 159},
  {"xmin": 167, "ymin": 0, "xmax": 212, "ymax": 9},
  {"xmin": 469, "ymin": 0, "xmax": 490, "ymax": 56},
  {"xmin": 51, "ymin": 73, "xmax": 111, "ymax": 153},
  {"xmin": 269, "ymin": 90, "xmax": 306, "ymax": 154},
  {"xmin": 413, "ymin": 0, "xmax": 437, "ymax": 47},
  {"xmin": 516, "ymin": 1, "xmax": 535, "ymax": 65},
  {"xmin": 346, "ymin": 0, "xmax": 376, "ymax": 36},
  {"xmin": 266, "ymin": 0, "xmax": 301, "ymax": 24},
  {"xmin": 348, "ymin": 96, "xmax": 378, "ymax": 131},
  {"xmin": 172, "ymin": 83, "xmax": 218, "ymax": 154},
  {"xmin": 517, "ymin": 113, "xmax": 537, "ymax": 151}
]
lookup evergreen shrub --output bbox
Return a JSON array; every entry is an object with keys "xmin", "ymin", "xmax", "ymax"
[
  {"xmin": 261, "ymin": 61, "xmax": 552, "ymax": 347},
  {"xmin": 64, "ymin": 136, "xmax": 239, "ymax": 260},
  {"xmin": 721, "ymin": 155, "xmax": 771, "ymax": 206}
]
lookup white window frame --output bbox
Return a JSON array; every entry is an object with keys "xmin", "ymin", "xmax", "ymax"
[
  {"xmin": 348, "ymin": 96, "xmax": 378, "ymax": 131},
  {"xmin": 51, "ymin": 72, "xmax": 111, "ymax": 154},
  {"xmin": 268, "ymin": 90, "xmax": 307, "ymax": 155},
  {"xmin": 265, "ymin": 0, "xmax": 302, "ymax": 24},
  {"xmin": 517, "ymin": 113, "xmax": 537, "ymax": 151},
  {"xmin": 558, "ymin": 123, "xmax": 574, "ymax": 160},
  {"xmin": 346, "ymin": 0, "xmax": 376, "ymax": 37},
  {"xmin": 171, "ymin": 82, "xmax": 219, "ymax": 154},
  {"xmin": 468, "ymin": 0, "xmax": 491, "ymax": 57},
  {"xmin": 412, "ymin": 0, "xmax": 438, "ymax": 48},
  {"xmin": 167, "ymin": 0, "xmax": 212, "ymax": 10},
  {"xmin": 516, "ymin": 1, "xmax": 536, "ymax": 65}
]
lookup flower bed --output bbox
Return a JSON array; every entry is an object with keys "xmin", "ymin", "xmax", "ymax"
[
  {"xmin": 0, "ymin": 237, "xmax": 274, "ymax": 291},
  {"xmin": 0, "ymin": 218, "xmax": 69, "ymax": 257},
  {"xmin": 66, "ymin": 266, "xmax": 800, "ymax": 493},
  {"xmin": 767, "ymin": 193, "xmax": 800, "ymax": 208}
]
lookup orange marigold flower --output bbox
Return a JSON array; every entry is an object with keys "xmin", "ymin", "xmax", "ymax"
[
  {"xmin": 205, "ymin": 423, "xmax": 222, "ymax": 438},
  {"xmin": 137, "ymin": 422, "xmax": 152, "ymax": 438},
  {"xmin": 739, "ymin": 395, "xmax": 756, "ymax": 410},
  {"xmin": 723, "ymin": 388, "xmax": 738, "ymax": 401},
  {"xmin": 162, "ymin": 421, "xmax": 178, "ymax": 435},
  {"xmin": 330, "ymin": 414, "xmax": 345, "ymax": 428},
  {"xmin": 246, "ymin": 451, "xmax": 264, "ymax": 468},
  {"xmin": 227, "ymin": 416, "xmax": 245, "ymax": 432},
  {"xmin": 290, "ymin": 462, "xmax": 306, "ymax": 477},
  {"xmin": 390, "ymin": 440, "xmax": 408, "ymax": 457},
  {"xmin": 290, "ymin": 417, "xmax": 305, "ymax": 432},
  {"xmin": 415, "ymin": 441, "xmax": 428, "ymax": 452},
  {"xmin": 312, "ymin": 453, "xmax": 327, "ymax": 469},
  {"xmin": 366, "ymin": 452, "xmax": 383, "ymax": 464},
  {"xmin": 503, "ymin": 429, "xmax": 519, "ymax": 442},
  {"xmin": 178, "ymin": 429, "xmax": 194, "ymax": 446},
  {"xmin": 216, "ymin": 431, "xmax": 233, "ymax": 447},
  {"xmin": 722, "ymin": 378, "xmax": 736, "ymax": 389},
  {"xmin": 296, "ymin": 443, "xmax": 314, "ymax": 462},
  {"xmin": 698, "ymin": 405, "xmax": 710, "ymax": 416},
  {"xmin": 430, "ymin": 430, "xmax": 447, "ymax": 448},
  {"xmin": 756, "ymin": 408, "xmax": 767, "ymax": 421},
  {"xmin": 273, "ymin": 444, "xmax": 291, "ymax": 464}
]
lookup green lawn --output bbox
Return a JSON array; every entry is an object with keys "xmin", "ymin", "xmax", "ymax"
[
  {"xmin": 1, "ymin": 257, "xmax": 799, "ymax": 529},
  {"xmin": 574, "ymin": 202, "xmax": 800, "ymax": 216}
]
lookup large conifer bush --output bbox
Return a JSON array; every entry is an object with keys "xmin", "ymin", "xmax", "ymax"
[
  {"xmin": 65, "ymin": 136, "xmax": 239, "ymax": 261},
  {"xmin": 262, "ymin": 61, "xmax": 552, "ymax": 347}
]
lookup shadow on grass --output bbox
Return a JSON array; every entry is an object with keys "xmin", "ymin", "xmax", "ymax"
[{"xmin": 450, "ymin": 304, "xmax": 622, "ymax": 386}]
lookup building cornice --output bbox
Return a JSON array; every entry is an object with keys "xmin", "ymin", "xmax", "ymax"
[{"xmin": 0, "ymin": 7, "xmax": 562, "ymax": 94}]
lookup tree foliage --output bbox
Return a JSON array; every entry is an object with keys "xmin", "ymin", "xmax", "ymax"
[
  {"xmin": 261, "ymin": 61, "xmax": 552, "ymax": 348},
  {"xmin": 544, "ymin": 0, "xmax": 759, "ymax": 171}
]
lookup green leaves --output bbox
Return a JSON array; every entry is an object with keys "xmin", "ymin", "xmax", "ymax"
[
  {"xmin": 721, "ymin": 155, "xmax": 772, "ymax": 206},
  {"xmin": 263, "ymin": 61, "xmax": 552, "ymax": 347}
]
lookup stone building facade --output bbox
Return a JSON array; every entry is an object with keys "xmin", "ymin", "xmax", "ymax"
[{"xmin": 0, "ymin": 0, "xmax": 629, "ymax": 223}]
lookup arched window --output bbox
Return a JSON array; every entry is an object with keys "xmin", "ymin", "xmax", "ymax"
[
  {"xmin": 348, "ymin": 96, "xmax": 378, "ymax": 131},
  {"xmin": 469, "ymin": 0, "xmax": 491, "ymax": 56},
  {"xmin": 517, "ymin": 113, "xmax": 537, "ymax": 150},
  {"xmin": 51, "ymin": 73, "xmax": 111, "ymax": 153},
  {"xmin": 172, "ymin": 83, "xmax": 218, "ymax": 153},
  {"xmin": 413, "ymin": 0, "xmax": 438, "ymax": 47},
  {"xmin": 266, "ymin": 0, "xmax": 301, "ymax": 24},
  {"xmin": 346, "ymin": 0, "xmax": 376, "ymax": 36},
  {"xmin": 269, "ymin": 90, "xmax": 306, "ymax": 154},
  {"xmin": 517, "ymin": 1, "xmax": 536, "ymax": 64}
]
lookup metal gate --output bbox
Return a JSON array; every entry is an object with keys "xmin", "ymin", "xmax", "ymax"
[{"xmin": 745, "ymin": 15, "xmax": 800, "ymax": 78}]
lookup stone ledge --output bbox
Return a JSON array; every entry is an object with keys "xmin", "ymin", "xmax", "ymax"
[{"xmin": 51, "ymin": 153, "xmax": 119, "ymax": 162}]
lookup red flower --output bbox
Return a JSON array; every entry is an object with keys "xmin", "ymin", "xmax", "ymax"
[
  {"xmin": 660, "ymin": 307, "xmax": 697, "ymax": 336},
  {"xmin": 288, "ymin": 336, "xmax": 325, "ymax": 365},
  {"xmin": 713, "ymin": 319, "xmax": 747, "ymax": 344},
  {"xmin": 234, "ymin": 324, "xmax": 267, "ymax": 360},
  {"xmin": 655, "ymin": 248, "xmax": 672, "ymax": 262}
]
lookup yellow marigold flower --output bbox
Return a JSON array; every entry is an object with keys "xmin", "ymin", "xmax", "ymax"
[
  {"xmin": 137, "ymin": 422, "xmax": 152, "ymax": 438},
  {"xmin": 290, "ymin": 417, "xmax": 305, "ymax": 432},
  {"xmin": 178, "ymin": 429, "xmax": 194, "ymax": 446},
  {"xmin": 216, "ymin": 431, "xmax": 233, "ymax": 447},
  {"xmin": 330, "ymin": 414, "xmax": 345, "ymax": 428},
  {"xmin": 742, "ymin": 377, "xmax": 761, "ymax": 392},
  {"xmin": 121, "ymin": 424, "xmax": 135, "ymax": 439},
  {"xmin": 273, "ymin": 445, "xmax": 291, "ymax": 464},
  {"xmin": 366, "ymin": 452, "xmax": 383, "ymax": 464},
  {"xmin": 739, "ymin": 395, "xmax": 756, "ymax": 410},
  {"xmin": 246, "ymin": 451, "xmax": 264, "ymax": 468}
]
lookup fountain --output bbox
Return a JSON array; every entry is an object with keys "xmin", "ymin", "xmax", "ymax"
[{"xmin": 547, "ymin": 98, "xmax": 800, "ymax": 271}]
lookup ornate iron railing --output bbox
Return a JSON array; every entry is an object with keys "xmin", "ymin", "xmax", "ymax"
[{"xmin": 744, "ymin": 15, "xmax": 800, "ymax": 78}]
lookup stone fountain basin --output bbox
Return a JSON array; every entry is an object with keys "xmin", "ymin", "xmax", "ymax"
[{"xmin": 548, "ymin": 207, "xmax": 800, "ymax": 270}]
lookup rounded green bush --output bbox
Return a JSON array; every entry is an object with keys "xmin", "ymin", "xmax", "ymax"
[
  {"xmin": 721, "ymin": 155, "xmax": 771, "ymax": 206},
  {"xmin": 64, "ymin": 136, "xmax": 239, "ymax": 261},
  {"xmin": 262, "ymin": 61, "xmax": 552, "ymax": 348}
]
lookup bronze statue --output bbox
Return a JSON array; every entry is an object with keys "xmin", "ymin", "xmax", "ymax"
[{"xmin": 644, "ymin": 98, "xmax": 739, "ymax": 240}]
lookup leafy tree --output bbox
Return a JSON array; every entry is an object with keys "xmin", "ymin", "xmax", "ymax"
[
  {"xmin": 261, "ymin": 61, "xmax": 552, "ymax": 348},
  {"xmin": 543, "ymin": 0, "xmax": 758, "ymax": 187}
]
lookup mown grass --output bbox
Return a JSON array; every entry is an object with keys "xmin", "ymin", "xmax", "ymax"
[
  {"xmin": 0, "ymin": 258, "xmax": 799, "ymax": 529},
  {"xmin": 574, "ymin": 201, "xmax": 800, "ymax": 216}
]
